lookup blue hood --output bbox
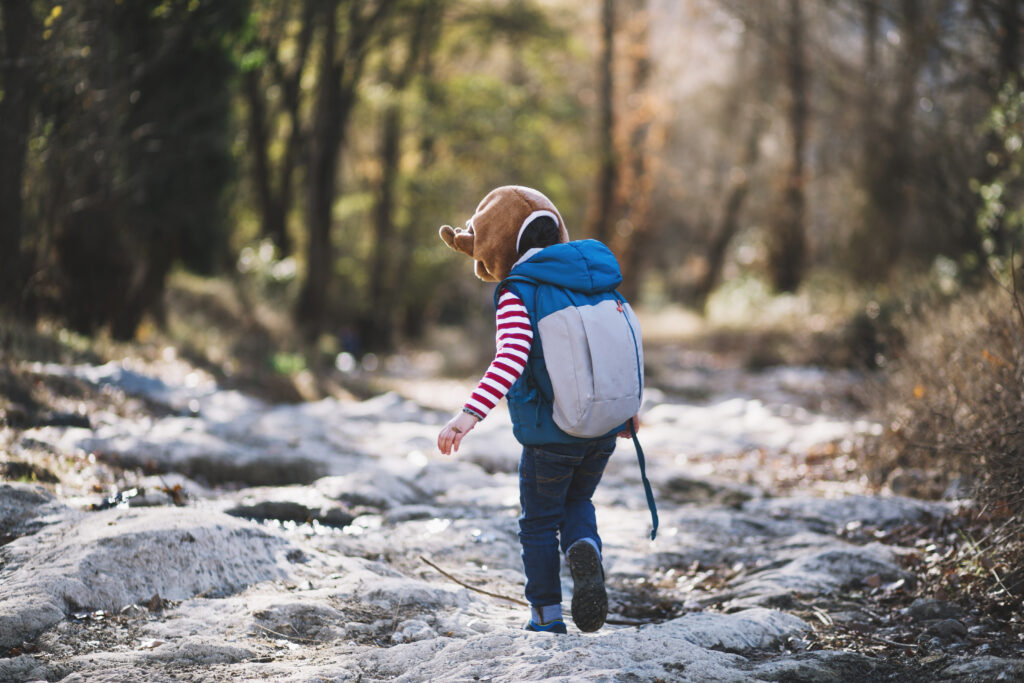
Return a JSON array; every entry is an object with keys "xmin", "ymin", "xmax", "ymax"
[{"xmin": 509, "ymin": 240, "xmax": 623, "ymax": 294}]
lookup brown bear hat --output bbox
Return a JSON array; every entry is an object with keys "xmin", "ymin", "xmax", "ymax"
[{"xmin": 439, "ymin": 185, "xmax": 569, "ymax": 282}]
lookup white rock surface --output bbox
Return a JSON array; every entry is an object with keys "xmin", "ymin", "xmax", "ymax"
[
  {"xmin": 0, "ymin": 483, "xmax": 67, "ymax": 539},
  {"xmin": 0, "ymin": 507, "xmax": 295, "ymax": 647},
  {"xmin": 5, "ymin": 359, "xmax": 1023, "ymax": 681}
]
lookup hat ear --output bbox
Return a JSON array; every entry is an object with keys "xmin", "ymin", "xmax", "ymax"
[{"xmin": 439, "ymin": 224, "xmax": 475, "ymax": 257}]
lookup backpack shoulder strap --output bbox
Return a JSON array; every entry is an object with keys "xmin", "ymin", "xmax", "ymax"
[{"xmin": 630, "ymin": 418, "xmax": 658, "ymax": 541}]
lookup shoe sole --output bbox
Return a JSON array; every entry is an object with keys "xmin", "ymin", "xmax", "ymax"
[{"xmin": 568, "ymin": 542, "xmax": 607, "ymax": 632}]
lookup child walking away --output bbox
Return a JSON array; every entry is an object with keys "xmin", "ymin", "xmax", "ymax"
[{"xmin": 436, "ymin": 186, "xmax": 657, "ymax": 635}]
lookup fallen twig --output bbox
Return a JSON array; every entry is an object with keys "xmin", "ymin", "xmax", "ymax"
[
  {"xmin": 420, "ymin": 555, "xmax": 528, "ymax": 607},
  {"xmin": 810, "ymin": 606, "xmax": 833, "ymax": 627},
  {"xmin": 870, "ymin": 634, "xmax": 918, "ymax": 650}
]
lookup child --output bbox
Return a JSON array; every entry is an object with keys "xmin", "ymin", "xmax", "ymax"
[{"xmin": 436, "ymin": 186, "xmax": 639, "ymax": 634}]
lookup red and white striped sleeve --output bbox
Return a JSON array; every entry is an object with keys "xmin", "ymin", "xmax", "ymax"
[{"xmin": 463, "ymin": 288, "xmax": 533, "ymax": 420}]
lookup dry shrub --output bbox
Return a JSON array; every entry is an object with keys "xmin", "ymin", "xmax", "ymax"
[
  {"xmin": 865, "ymin": 280, "xmax": 1024, "ymax": 611},
  {"xmin": 868, "ymin": 281, "xmax": 1024, "ymax": 510}
]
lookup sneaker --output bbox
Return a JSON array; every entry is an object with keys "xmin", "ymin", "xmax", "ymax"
[
  {"xmin": 525, "ymin": 619, "xmax": 567, "ymax": 634},
  {"xmin": 567, "ymin": 541, "xmax": 607, "ymax": 632}
]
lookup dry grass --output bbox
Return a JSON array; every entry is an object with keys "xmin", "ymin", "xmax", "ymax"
[
  {"xmin": 867, "ymin": 282, "xmax": 1024, "ymax": 500},
  {"xmin": 862, "ymin": 280, "xmax": 1024, "ymax": 609}
]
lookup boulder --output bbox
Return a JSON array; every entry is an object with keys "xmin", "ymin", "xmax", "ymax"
[
  {"xmin": 0, "ymin": 507, "xmax": 294, "ymax": 647},
  {"xmin": 0, "ymin": 483, "xmax": 67, "ymax": 543}
]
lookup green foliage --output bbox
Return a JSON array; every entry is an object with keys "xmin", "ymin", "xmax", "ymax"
[
  {"xmin": 23, "ymin": 0, "xmax": 250, "ymax": 337},
  {"xmin": 971, "ymin": 82, "xmax": 1024, "ymax": 277},
  {"xmin": 270, "ymin": 351, "xmax": 306, "ymax": 375}
]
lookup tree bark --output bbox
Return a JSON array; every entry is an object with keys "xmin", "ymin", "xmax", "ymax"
[
  {"xmin": 586, "ymin": 0, "xmax": 618, "ymax": 244},
  {"xmin": 694, "ymin": 117, "xmax": 765, "ymax": 309},
  {"xmin": 298, "ymin": 0, "xmax": 343, "ymax": 341},
  {"xmin": 393, "ymin": 2, "xmax": 446, "ymax": 341},
  {"xmin": 296, "ymin": 0, "xmax": 387, "ymax": 341},
  {"xmin": 999, "ymin": 0, "xmax": 1021, "ymax": 84},
  {"xmin": 244, "ymin": 69, "xmax": 288, "ymax": 254},
  {"xmin": 363, "ymin": 101, "xmax": 402, "ymax": 350},
  {"xmin": 691, "ymin": 15, "xmax": 770, "ymax": 310},
  {"xmin": 0, "ymin": 1, "xmax": 34, "ymax": 313},
  {"xmin": 244, "ymin": 0, "xmax": 315, "ymax": 257},
  {"xmin": 767, "ymin": 0, "xmax": 808, "ymax": 293},
  {"xmin": 613, "ymin": 0, "xmax": 654, "ymax": 301},
  {"xmin": 851, "ymin": 0, "xmax": 889, "ymax": 278}
]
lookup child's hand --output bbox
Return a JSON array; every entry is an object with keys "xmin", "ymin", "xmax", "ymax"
[
  {"xmin": 617, "ymin": 414, "xmax": 640, "ymax": 439},
  {"xmin": 438, "ymin": 412, "xmax": 479, "ymax": 455}
]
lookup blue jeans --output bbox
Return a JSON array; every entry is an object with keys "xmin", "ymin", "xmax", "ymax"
[{"xmin": 518, "ymin": 436, "xmax": 616, "ymax": 609}]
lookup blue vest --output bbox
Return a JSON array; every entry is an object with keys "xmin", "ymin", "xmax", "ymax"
[{"xmin": 496, "ymin": 243, "xmax": 628, "ymax": 446}]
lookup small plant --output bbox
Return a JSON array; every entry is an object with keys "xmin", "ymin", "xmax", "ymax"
[
  {"xmin": 270, "ymin": 352, "xmax": 307, "ymax": 376},
  {"xmin": 971, "ymin": 81, "xmax": 1024, "ymax": 280}
]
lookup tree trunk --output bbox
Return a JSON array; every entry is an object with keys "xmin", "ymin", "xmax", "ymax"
[
  {"xmin": 244, "ymin": 69, "xmax": 291, "ymax": 255},
  {"xmin": 246, "ymin": 0, "xmax": 316, "ymax": 258},
  {"xmin": 586, "ymin": 0, "xmax": 617, "ymax": 244},
  {"xmin": 767, "ymin": 0, "xmax": 808, "ymax": 293},
  {"xmin": 694, "ymin": 117, "xmax": 765, "ymax": 309},
  {"xmin": 296, "ymin": 0, "xmax": 385, "ymax": 342},
  {"xmin": 393, "ymin": 2, "xmax": 446, "ymax": 341},
  {"xmin": 613, "ymin": 0, "xmax": 654, "ymax": 301},
  {"xmin": 882, "ymin": 0, "xmax": 923, "ymax": 266},
  {"xmin": 692, "ymin": 17, "xmax": 770, "ymax": 310},
  {"xmin": 851, "ymin": 0, "xmax": 889, "ymax": 278},
  {"xmin": 297, "ymin": 0, "xmax": 343, "ymax": 340},
  {"xmin": 362, "ymin": 101, "xmax": 401, "ymax": 350},
  {"xmin": 999, "ymin": 0, "xmax": 1021, "ymax": 84},
  {"xmin": 359, "ymin": 1, "xmax": 435, "ymax": 351},
  {"xmin": 0, "ymin": 1, "xmax": 34, "ymax": 313}
]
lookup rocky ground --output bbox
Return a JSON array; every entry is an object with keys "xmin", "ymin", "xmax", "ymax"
[{"xmin": 2, "ymin": 344, "xmax": 1023, "ymax": 682}]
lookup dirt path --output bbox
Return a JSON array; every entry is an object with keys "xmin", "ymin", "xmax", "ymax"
[{"xmin": 2, "ymin": 352, "xmax": 1023, "ymax": 682}]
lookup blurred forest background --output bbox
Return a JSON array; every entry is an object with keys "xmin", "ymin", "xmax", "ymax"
[
  {"xmin": 4, "ymin": 0, "xmax": 1024, "ymax": 352},
  {"xmin": 6, "ymin": 0, "xmax": 1024, "ymax": 634}
]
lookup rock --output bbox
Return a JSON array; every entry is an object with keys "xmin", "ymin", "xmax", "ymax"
[
  {"xmin": 220, "ymin": 485, "xmax": 357, "ymax": 528},
  {"xmin": 33, "ymin": 410, "xmax": 92, "ymax": 429},
  {"xmin": 742, "ymin": 495, "xmax": 948, "ymax": 533},
  {"xmin": 902, "ymin": 598, "xmax": 965, "ymax": 623},
  {"xmin": 0, "ymin": 483, "xmax": 67, "ymax": 543},
  {"xmin": 226, "ymin": 500, "xmax": 320, "ymax": 524},
  {"xmin": 316, "ymin": 470, "xmax": 426, "ymax": 510},
  {"xmin": 885, "ymin": 467, "xmax": 946, "ymax": 498},
  {"xmin": 383, "ymin": 504, "xmax": 445, "ymax": 524},
  {"xmin": 225, "ymin": 500, "xmax": 354, "ymax": 528},
  {"xmin": 391, "ymin": 618, "xmax": 437, "ymax": 644},
  {"xmin": 0, "ymin": 654, "xmax": 50, "ymax": 681},
  {"xmin": 0, "ymin": 459, "xmax": 59, "ymax": 484},
  {"xmin": 252, "ymin": 601, "xmax": 347, "ymax": 643},
  {"xmin": 659, "ymin": 474, "xmax": 761, "ymax": 507},
  {"xmin": 669, "ymin": 608, "xmax": 808, "ymax": 652},
  {"xmin": 943, "ymin": 476, "xmax": 974, "ymax": 500},
  {"xmin": 357, "ymin": 607, "xmax": 807, "ymax": 683},
  {"xmin": 725, "ymin": 544, "xmax": 912, "ymax": 608},
  {"xmin": 921, "ymin": 619, "xmax": 968, "ymax": 643},
  {"xmin": 753, "ymin": 650, "xmax": 884, "ymax": 682},
  {"xmin": 75, "ymin": 419, "xmax": 329, "ymax": 486},
  {"xmin": 10, "ymin": 354, "xmax": 1009, "ymax": 682},
  {"xmin": 0, "ymin": 507, "xmax": 294, "ymax": 647},
  {"xmin": 938, "ymin": 656, "xmax": 1024, "ymax": 681}
]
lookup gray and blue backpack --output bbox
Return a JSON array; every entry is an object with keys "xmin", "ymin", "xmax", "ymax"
[{"xmin": 499, "ymin": 239, "xmax": 658, "ymax": 539}]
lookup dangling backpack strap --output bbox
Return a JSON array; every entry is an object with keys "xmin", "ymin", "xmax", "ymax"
[{"xmin": 630, "ymin": 418, "xmax": 659, "ymax": 540}]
